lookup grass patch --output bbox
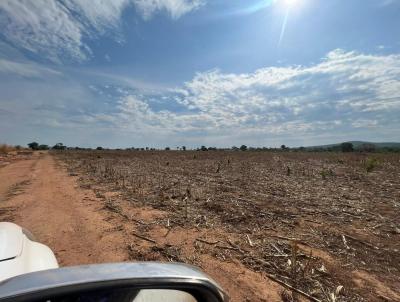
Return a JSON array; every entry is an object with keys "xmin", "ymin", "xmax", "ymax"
[{"xmin": 365, "ymin": 157, "xmax": 379, "ymax": 173}]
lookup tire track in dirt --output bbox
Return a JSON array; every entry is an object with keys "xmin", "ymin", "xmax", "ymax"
[
  {"xmin": 0, "ymin": 156, "xmax": 38, "ymax": 201},
  {"xmin": 0, "ymin": 153, "xmax": 128, "ymax": 266}
]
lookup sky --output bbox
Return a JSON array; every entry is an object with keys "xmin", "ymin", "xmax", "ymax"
[{"xmin": 0, "ymin": 0, "xmax": 399, "ymax": 148}]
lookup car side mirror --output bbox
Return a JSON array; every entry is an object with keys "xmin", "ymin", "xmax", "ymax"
[{"xmin": 0, "ymin": 263, "xmax": 228, "ymax": 302}]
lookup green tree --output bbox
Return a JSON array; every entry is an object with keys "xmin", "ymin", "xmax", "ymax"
[
  {"xmin": 240, "ymin": 145, "xmax": 248, "ymax": 151},
  {"xmin": 28, "ymin": 142, "xmax": 39, "ymax": 150},
  {"xmin": 341, "ymin": 142, "xmax": 354, "ymax": 152},
  {"xmin": 53, "ymin": 143, "xmax": 66, "ymax": 150}
]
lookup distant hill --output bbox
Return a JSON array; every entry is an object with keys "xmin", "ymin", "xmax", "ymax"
[{"xmin": 306, "ymin": 141, "xmax": 400, "ymax": 150}]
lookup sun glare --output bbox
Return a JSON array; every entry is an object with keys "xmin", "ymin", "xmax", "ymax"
[{"xmin": 285, "ymin": 0, "xmax": 298, "ymax": 7}]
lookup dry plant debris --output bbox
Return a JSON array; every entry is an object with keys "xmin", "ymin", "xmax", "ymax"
[{"xmin": 57, "ymin": 150, "xmax": 400, "ymax": 301}]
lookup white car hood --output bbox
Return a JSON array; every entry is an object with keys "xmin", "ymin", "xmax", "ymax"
[
  {"xmin": 0, "ymin": 222, "xmax": 58, "ymax": 281},
  {"xmin": 0, "ymin": 222, "xmax": 23, "ymax": 261}
]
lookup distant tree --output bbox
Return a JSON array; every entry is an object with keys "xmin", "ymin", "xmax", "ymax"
[
  {"xmin": 281, "ymin": 145, "xmax": 286, "ymax": 150},
  {"xmin": 165, "ymin": 147, "xmax": 170, "ymax": 151},
  {"xmin": 96, "ymin": 146, "xmax": 103, "ymax": 150},
  {"xmin": 341, "ymin": 142, "xmax": 354, "ymax": 152},
  {"xmin": 231, "ymin": 146, "xmax": 239, "ymax": 151},
  {"xmin": 200, "ymin": 146, "xmax": 208, "ymax": 151},
  {"xmin": 240, "ymin": 145, "xmax": 248, "ymax": 151},
  {"xmin": 182, "ymin": 146, "xmax": 186, "ymax": 151},
  {"xmin": 53, "ymin": 143, "xmax": 66, "ymax": 150},
  {"xmin": 38, "ymin": 145, "xmax": 49, "ymax": 150},
  {"xmin": 360, "ymin": 143, "xmax": 376, "ymax": 153},
  {"xmin": 28, "ymin": 142, "xmax": 39, "ymax": 150}
]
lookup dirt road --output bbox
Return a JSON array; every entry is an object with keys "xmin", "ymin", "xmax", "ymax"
[
  {"xmin": 0, "ymin": 153, "xmax": 127, "ymax": 265},
  {"xmin": 0, "ymin": 153, "xmax": 283, "ymax": 301}
]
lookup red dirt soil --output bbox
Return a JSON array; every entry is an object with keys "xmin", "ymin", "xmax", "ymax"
[{"xmin": 0, "ymin": 153, "xmax": 285, "ymax": 302}]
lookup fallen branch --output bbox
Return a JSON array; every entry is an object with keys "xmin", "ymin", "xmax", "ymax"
[
  {"xmin": 120, "ymin": 213, "xmax": 147, "ymax": 225},
  {"xmin": 227, "ymin": 239, "xmax": 249, "ymax": 254},
  {"xmin": 164, "ymin": 228, "xmax": 172, "ymax": 238},
  {"xmin": 246, "ymin": 234, "xmax": 254, "ymax": 247},
  {"xmin": 215, "ymin": 245, "xmax": 243, "ymax": 253},
  {"xmin": 265, "ymin": 273, "xmax": 322, "ymax": 302},
  {"xmin": 342, "ymin": 235, "xmax": 350, "ymax": 250},
  {"xmin": 344, "ymin": 234, "xmax": 379, "ymax": 250},
  {"xmin": 195, "ymin": 238, "xmax": 220, "ymax": 245},
  {"xmin": 132, "ymin": 232, "xmax": 157, "ymax": 244},
  {"xmin": 269, "ymin": 234, "xmax": 302, "ymax": 242}
]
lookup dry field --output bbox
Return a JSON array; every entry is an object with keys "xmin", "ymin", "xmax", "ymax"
[{"xmin": 53, "ymin": 150, "xmax": 400, "ymax": 302}]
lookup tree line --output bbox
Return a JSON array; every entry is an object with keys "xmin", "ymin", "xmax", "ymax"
[
  {"xmin": 27, "ymin": 142, "xmax": 66, "ymax": 150},
  {"xmin": 27, "ymin": 142, "xmax": 399, "ymax": 153}
]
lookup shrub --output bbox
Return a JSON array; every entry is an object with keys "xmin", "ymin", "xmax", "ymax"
[
  {"xmin": 320, "ymin": 169, "xmax": 334, "ymax": 179},
  {"xmin": 365, "ymin": 157, "xmax": 378, "ymax": 173},
  {"xmin": 0, "ymin": 144, "xmax": 15, "ymax": 154},
  {"xmin": 240, "ymin": 145, "xmax": 248, "ymax": 151}
]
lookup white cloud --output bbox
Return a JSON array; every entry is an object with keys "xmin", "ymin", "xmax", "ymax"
[
  {"xmin": 133, "ymin": 0, "xmax": 205, "ymax": 19},
  {"xmin": 0, "ymin": 0, "xmax": 88, "ymax": 62},
  {"xmin": 1, "ymin": 49, "xmax": 399, "ymax": 147},
  {"xmin": 0, "ymin": 58, "xmax": 61, "ymax": 77},
  {"xmin": 352, "ymin": 119, "xmax": 378, "ymax": 128},
  {"xmin": 112, "ymin": 49, "xmax": 400, "ymax": 141},
  {"xmin": 0, "ymin": 0, "xmax": 203, "ymax": 63}
]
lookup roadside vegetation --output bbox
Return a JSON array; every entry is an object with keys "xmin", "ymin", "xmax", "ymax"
[{"xmin": 0, "ymin": 144, "xmax": 17, "ymax": 154}]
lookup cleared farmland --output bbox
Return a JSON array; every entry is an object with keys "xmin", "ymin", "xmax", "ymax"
[{"xmin": 55, "ymin": 150, "xmax": 400, "ymax": 301}]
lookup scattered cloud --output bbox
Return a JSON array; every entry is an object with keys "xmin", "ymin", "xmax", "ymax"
[
  {"xmin": 109, "ymin": 49, "xmax": 400, "ymax": 144},
  {"xmin": 352, "ymin": 119, "xmax": 378, "ymax": 128},
  {"xmin": 1, "ymin": 49, "xmax": 399, "ymax": 147},
  {"xmin": 133, "ymin": 0, "xmax": 205, "ymax": 19},
  {"xmin": 0, "ymin": 58, "xmax": 62, "ymax": 77},
  {"xmin": 0, "ymin": 0, "xmax": 204, "ymax": 63}
]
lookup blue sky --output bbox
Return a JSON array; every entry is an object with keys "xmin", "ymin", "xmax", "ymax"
[{"xmin": 0, "ymin": 0, "xmax": 399, "ymax": 148}]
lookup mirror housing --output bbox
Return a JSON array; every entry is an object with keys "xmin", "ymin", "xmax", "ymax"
[{"xmin": 0, "ymin": 262, "xmax": 228, "ymax": 302}]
